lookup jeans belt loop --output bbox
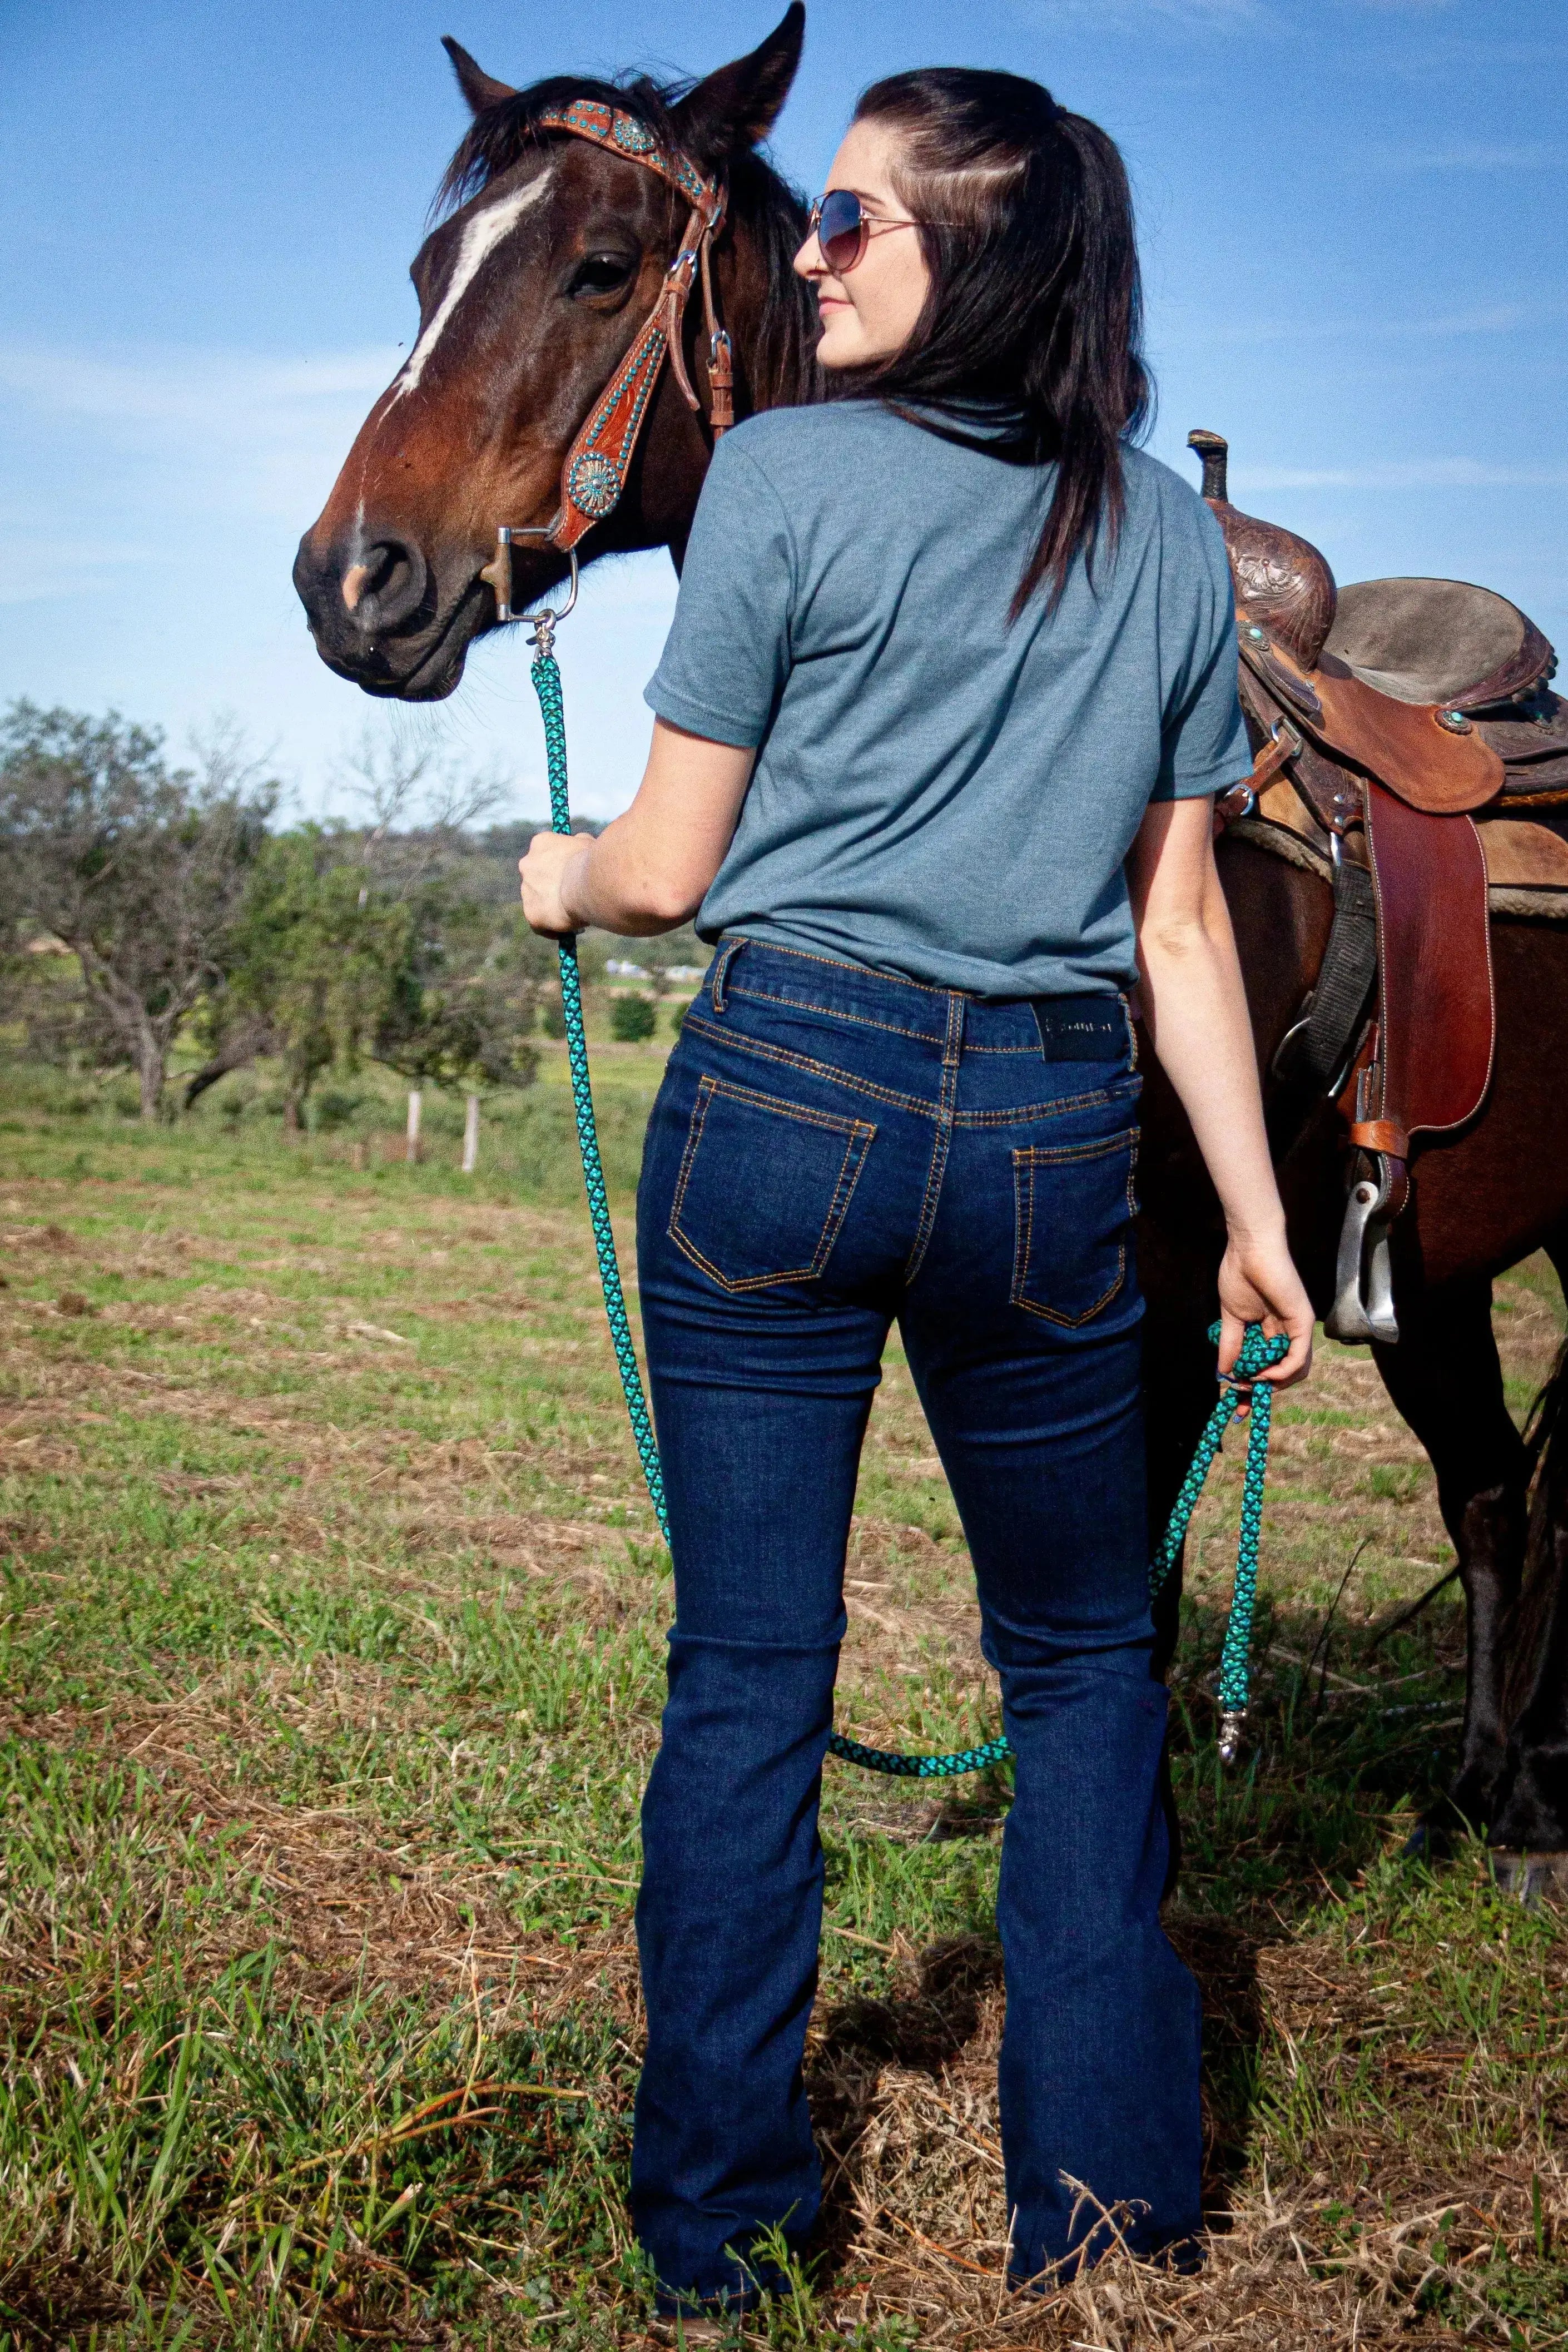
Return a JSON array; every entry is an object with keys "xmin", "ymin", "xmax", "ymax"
[
  {"xmin": 709, "ymin": 935, "xmax": 745, "ymax": 1014},
  {"xmin": 1119, "ymin": 990, "xmax": 1139, "ymax": 1071}
]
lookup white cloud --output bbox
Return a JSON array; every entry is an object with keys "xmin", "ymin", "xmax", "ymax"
[
  {"xmin": 0, "ymin": 339, "xmax": 404, "ymax": 535},
  {"xmin": 1230, "ymin": 459, "xmax": 1568, "ymax": 492}
]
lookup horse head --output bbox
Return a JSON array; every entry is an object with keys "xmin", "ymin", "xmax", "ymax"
[{"xmin": 295, "ymin": 6, "xmax": 815, "ymax": 701}]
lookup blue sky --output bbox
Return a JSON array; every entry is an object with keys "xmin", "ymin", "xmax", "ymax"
[{"xmin": 2, "ymin": 0, "xmax": 1564, "ymax": 824}]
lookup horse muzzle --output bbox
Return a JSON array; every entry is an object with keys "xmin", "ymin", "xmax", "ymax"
[{"xmin": 292, "ymin": 528, "xmax": 488, "ymax": 701}]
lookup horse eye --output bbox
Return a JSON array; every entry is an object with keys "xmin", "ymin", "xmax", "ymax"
[{"xmin": 569, "ymin": 252, "xmax": 637, "ymax": 299}]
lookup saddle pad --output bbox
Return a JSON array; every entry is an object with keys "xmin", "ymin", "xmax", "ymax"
[
  {"xmin": 1326, "ymin": 577, "xmax": 1555, "ymax": 711},
  {"xmin": 1477, "ymin": 816, "xmax": 1568, "ymax": 892},
  {"xmin": 1364, "ymin": 783, "xmax": 1494, "ymax": 1140}
]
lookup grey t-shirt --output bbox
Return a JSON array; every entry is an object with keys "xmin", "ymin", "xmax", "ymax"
[{"xmin": 645, "ymin": 403, "xmax": 1249, "ymax": 999}]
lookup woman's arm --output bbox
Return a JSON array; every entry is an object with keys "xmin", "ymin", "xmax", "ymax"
[
  {"xmin": 1127, "ymin": 796, "xmax": 1314, "ymax": 1390},
  {"xmin": 518, "ymin": 718, "xmax": 755, "ymax": 939}
]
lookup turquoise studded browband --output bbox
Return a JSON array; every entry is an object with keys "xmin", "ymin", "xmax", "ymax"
[{"xmin": 531, "ymin": 100, "xmax": 733, "ymax": 551}]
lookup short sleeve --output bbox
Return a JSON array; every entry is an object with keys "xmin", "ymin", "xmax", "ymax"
[
  {"xmin": 1149, "ymin": 499, "xmax": 1252, "ymax": 803},
  {"xmin": 644, "ymin": 438, "xmax": 795, "ymax": 748}
]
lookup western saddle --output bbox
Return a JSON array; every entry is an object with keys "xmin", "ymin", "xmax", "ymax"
[{"xmin": 1191, "ymin": 429, "xmax": 1568, "ymax": 1343}]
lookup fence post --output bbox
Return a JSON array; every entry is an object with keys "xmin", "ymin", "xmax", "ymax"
[
  {"xmin": 462, "ymin": 1092, "xmax": 480, "ymax": 1174},
  {"xmin": 406, "ymin": 1089, "xmax": 422, "ymax": 1164}
]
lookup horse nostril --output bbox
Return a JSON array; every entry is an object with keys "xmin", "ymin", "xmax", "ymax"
[{"xmin": 350, "ymin": 538, "xmax": 428, "ymax": 633}]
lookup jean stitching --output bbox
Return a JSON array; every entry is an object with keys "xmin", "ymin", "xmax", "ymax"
[
  {"xmin": 1014, "ymin": 1127, "xmax": 1138, "ymax": 1167},
  {"xmin": 666, "ymin": 1077, "xmax": 877, "ymax": 1293},
  {"xmin": 679, "ymin": 1011, "xmax": 937, "ymax": 1119},
  {"xmin": 693, "ymin": 1073, "xmax": 879, "ymax": 1142},
  {"xmin": 709, "ymin": 937, "xmax": 746, "ymax": 1014},
  {"xmin": 952, "ymin": 1085, "xmax": 1134, "ymax": 1128},
  {"xmin": 667, "ymin": 1076, "xmax": 718, "ymax": 1243},
  {"xmin": 1012, "ymin": 1246, "xmax": 1128, "ymax": 1327},
  {"xmin": 904, "ymin": 992, "xmax": 965, "ymax": 1283},
  {"xmin": 1011, "ymin": 1154, "xmax": 1035, "ymax": 1305},
  {"xmin": 1121, "ymin": 991, "xmax": 1139, "ymax": 1070},
  {"xmin": 1009, "ymin": 1131, "xmax": 1135, "ymax": 1326},
  {"xmin": 724, "ymin": 983, "xmax": 946, "ymax": 1047}
]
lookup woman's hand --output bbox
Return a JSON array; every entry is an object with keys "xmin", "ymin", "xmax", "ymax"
[
  {"xmin": 1216, "ymin": 1223, "xmax": 1314, "ymax": 1399},
  {"xmin": 519, "ymin": 832, "xmax": 592, "ymax": 938}
]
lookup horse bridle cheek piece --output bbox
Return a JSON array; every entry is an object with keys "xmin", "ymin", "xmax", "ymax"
[{"xmin": 480, "ymin": 100, "xmax": 732, "ymax": 626}]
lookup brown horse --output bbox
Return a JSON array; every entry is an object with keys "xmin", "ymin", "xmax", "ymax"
[{"xmin": 295, "ymin": 9, "xmax": 1568, "ymax": 1869}]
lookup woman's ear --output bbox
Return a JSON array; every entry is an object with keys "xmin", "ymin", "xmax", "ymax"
[{"xmin": 671, "ymin": 3, "xmax": 805, "ymax": 170}]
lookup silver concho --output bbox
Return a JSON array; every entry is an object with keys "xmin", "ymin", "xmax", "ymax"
[{"xmin": 568, "ymin": 451, "xmax": 622, "ymax": 519}]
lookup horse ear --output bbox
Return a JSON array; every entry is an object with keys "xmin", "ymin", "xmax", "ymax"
[
  {"xmin": 441, "ymin": 36, "xmax": 518, "ymax": 117},
  {"xmin": 671, "ymin": 3, "xmax": 805, "ymax": 167}
]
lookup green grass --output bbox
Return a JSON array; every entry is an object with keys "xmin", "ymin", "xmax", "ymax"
[{"xmin": 0, "ymin": 1058, "xmax": 1565, "ymax": 2347}]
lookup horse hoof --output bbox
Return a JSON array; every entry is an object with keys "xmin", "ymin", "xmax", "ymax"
[{"xmin": 1490, "ymin": 1850, "xmax": 1568, "ymax": 1906}]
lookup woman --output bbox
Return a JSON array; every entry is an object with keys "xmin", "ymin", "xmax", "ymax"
[{"xmin": 521, "ymin": 66, "xmax": 1313, "ymax": 2329}]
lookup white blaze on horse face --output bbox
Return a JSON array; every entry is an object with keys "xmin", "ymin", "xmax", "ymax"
[{"xmin": 390, "ymin": 168, "xmax": 554, "ymax": 405}]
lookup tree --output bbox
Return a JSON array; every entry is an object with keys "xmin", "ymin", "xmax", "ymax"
[
  {"xmin": 208, "ymin": 829, "xmax": 410, "ymax": 1132},
  {"xmin": 0, "ymin": 703, "xmax": 276, "ymax": 1117},
  {"xmin": 610, "ymin": 993, "xmax": 657, "ymax": 1043},
  {"xmin": 372, "ymin": 892, "xmax": 540, "ymax": 1098}
]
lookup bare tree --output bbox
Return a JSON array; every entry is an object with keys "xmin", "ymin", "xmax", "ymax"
[
  {"xmin": 0, "ymin": 702, "xmax": 276, "ymax": 1118},
  {"xmin": 333, "ymin": 723, "xmax": 506, "ymax": 905}
]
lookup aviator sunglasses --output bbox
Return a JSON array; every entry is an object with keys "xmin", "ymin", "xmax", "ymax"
[{"xmin": 806, "ymin": 186, "xmax": 953, "ymax": 274}]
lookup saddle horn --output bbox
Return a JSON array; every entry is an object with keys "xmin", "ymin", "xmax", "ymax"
[
  {"xmin": 1188, "ymin": 428, "xmax": 1230, "ymax": 505},
  {"xmin": 1188, "ymin": 426, "xmax": 1338, "ymax": 673}
]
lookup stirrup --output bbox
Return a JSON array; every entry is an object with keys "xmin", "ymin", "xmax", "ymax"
[{"xmin": 1326, "ymin": 1162, "xmax": 1399, "ymax": 1344}]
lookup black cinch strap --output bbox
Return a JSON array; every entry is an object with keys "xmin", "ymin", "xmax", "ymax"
[{"xmin": 1298, "ymin": 856, "xmax": 1377, "ymax": 1090}]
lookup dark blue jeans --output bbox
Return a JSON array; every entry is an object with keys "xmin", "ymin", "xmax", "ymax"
[{"xmin": 631, "ymin": 938, "xmax": 1200, "ymax": 2309}]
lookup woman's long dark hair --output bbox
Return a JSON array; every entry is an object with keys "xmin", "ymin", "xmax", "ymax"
[{"xmin": 841, "ymin": 69, "xmax": 1151, "ymax": 612}]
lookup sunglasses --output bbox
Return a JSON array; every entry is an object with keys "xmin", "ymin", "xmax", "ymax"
[{"xmin": 806, "ymin": 187, "xmax": 951, "ymax": 274}]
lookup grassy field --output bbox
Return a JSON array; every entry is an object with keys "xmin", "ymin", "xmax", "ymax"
[{"xmin": 1, "ymin": 1045, "xmax": 1566, "ymax": 2349}]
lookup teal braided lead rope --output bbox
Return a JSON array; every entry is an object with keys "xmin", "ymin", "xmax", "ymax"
[
  {"xmin": 525, "ymin": 637, "xmax": 1286, "ymax": 1775},
  {"xmin": 827, "ymin": 1730, "xmax": 1015, "ymax": 1781},
  {"xmin": 531, "ymin": 643, "xmax": 670, "ymax": 1549},
  {"xmin": 1149, "ymin": 1320, "xmax": 1287, "ymax": 1762}
]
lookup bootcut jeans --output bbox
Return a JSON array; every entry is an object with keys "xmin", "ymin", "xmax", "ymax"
[{"xmin": 630, "ymin": 936, "xmax": 1202, "ymax": 2311}]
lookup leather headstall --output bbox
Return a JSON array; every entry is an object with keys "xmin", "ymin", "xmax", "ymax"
[{"xmin": 529, "ymin": 100, "xmax": 733, "ymax": 553}]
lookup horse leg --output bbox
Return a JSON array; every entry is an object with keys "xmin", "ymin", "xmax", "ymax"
[
  {"xmin": 1490, "ymin": 1239, "xmax": 1568, "ymax": 1874},
  {"xmin": 1370, "ymin": 1274, "xmax": 1528, "ymax": 1838}
]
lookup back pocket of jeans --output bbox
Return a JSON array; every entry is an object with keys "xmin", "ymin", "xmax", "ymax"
[
  {"xmin": 669, "ymin": 1075, "xmax": 876, "ymax": 1292},
  {"xmin": 1011, "ymin": 1128, "xmax": 1138, "ymax": 1326}
]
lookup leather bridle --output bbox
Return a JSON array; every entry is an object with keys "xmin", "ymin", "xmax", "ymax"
[{"xmin": 481, "ymin": 97, "xmax": 733, "ymax": 622}]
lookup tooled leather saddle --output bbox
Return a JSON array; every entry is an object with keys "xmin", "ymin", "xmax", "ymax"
[{"xmin": 1189, "ymin": 429, "xmax": 1568, "ymax": 1344}]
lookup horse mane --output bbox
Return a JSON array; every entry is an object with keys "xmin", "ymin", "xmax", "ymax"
[{"xmin": 434, "ymin": 73, "xmax": 821, "ymax": 414}]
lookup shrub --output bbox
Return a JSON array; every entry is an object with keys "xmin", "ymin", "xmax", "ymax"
[
  {"xmin": 313, "ymin": 1090, "xmax": 364, "ymax": 1132},
  {"xmin": 609, "ymin": 994, "xmax": 656, "ymax": 1044},
  {"xmin": 540, "ymin": 999, "xmax": 568, "ymax": 1041},
  {"xmin": 668, "ymin": 1000, "xmax": 687, "ymax": 1039}
]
